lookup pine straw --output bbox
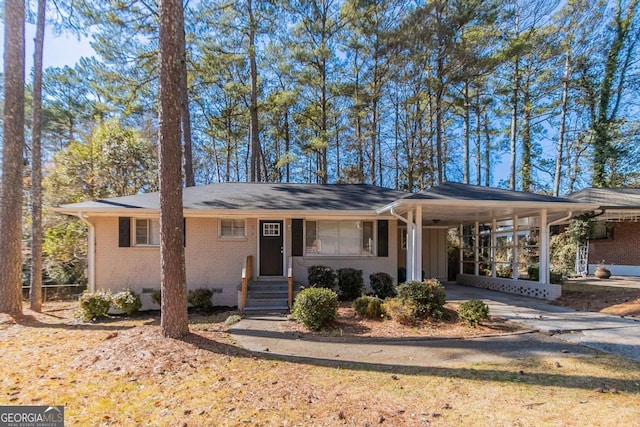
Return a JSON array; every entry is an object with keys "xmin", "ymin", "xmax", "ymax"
[
  {"xmin": 1, "ymin": 302, "xmax": 639, "ymax": 426},
  {"xmin": 283, "ymin": 303, "xmax": 521, "ymax": 341}
]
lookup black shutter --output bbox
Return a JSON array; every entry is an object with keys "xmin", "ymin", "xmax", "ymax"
[
  {"xmin": 377, "ymin": 220, "xmax": 389, "ymax": 257},
  {"xmin": 183, "ymin": 217, "xmax": 186, "ymax": 247},
  {"xmin": 119, "ymin": 217, "xmax": 131, "ymax": 247},
  {"xmin": 292, "ymin": 219, "xmax": 304, "ymax": 256}
]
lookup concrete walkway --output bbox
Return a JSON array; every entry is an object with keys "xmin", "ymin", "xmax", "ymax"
[{"xmin": 228, "ymin": 284, "xmax": 640, "ymax": 367}]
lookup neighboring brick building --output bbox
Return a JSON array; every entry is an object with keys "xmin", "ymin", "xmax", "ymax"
[{"xmin": 568, "ymin": 188, "xmax": 640, "ymax": 276}]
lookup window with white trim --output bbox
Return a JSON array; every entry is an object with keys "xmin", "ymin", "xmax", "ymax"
[
  {"xmin": 305, "ymin": 220, "xmax": 375, "ymax": 256},
  {"xmin": 135, "ymin": 218, "xmax": 160, "ymax": 246},
  {"xmin": 220, "ymin": 219, "xmax": 246, "ymax": 238}
]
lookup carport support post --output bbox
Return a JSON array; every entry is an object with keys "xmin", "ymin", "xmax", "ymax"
[
  {"xmin": 407, "ymin": 210, "xmax": 414, "ymax": 281},
  {"xmin": 512, "ymin": 215, "xmax": 519, "ymax": 280},
  {"xmin": 474, "ymin": 221, "xmax": 480, "ymax": 276},
  {"xmin": 414, "ymin": 205, "xmax": 423, "ymax": 281},
  {"xmin": 539, "ymin": 209, "xmax": 549, "ymax": 284},
  {"xmin": 491, "ymin": 219, "xmax": 497, "ymax": 277}
]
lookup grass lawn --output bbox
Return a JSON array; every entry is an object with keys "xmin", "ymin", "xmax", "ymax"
[{"xmin": 1, "ymin": 303, "xmax": 639, "ymax": 426}]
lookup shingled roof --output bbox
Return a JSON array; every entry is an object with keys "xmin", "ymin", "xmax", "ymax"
[
  {"xmin": 56, "ymin": 183, "xmax": 408, "ymax": 213},
  {"xmin": 567, "ymin": 187, "xmax": 640, "ymax": 208},
  {"xmin": 407, "ymin": 182, "xmax": 581, "ymax": 203}
]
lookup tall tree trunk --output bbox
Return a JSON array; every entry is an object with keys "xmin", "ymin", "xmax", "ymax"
[
  {"xmin": 463, "ymin": 80, "xmax": 470, "ymax": 184},
  {"xmin": 591, "ymin": 0, "xmax": 638, "ymax": 187},
  {"xmin": 553, "ymin": 52, "xmax": 570, "ymax": 196},
  {"xmin": 521, "ymin": 80, "xmax": 532, "ymax": 192},
  {"xmin": 475, "ymin": 90, "xmax": 482, "ymax": 185},
  {"xmin": 508, "ymin": 57, "xmax": 519, "ymax": 191},
  {"xmin": 435, "ymin": 57, "xmax": 445, "ymax": 184},
  {"xmin": 0, "ymin": 0, "xmax": 26, "ymax": 315},
  {"xmin": 30, "ymin": 0, "xmax": 46, "ymax": 313},
  {"xmin": 248, "ymin": 0, "xmax": 261, "ymax": 182},
  {"xmin": 320, "ymin": 57, "xmax": 328, "ymax": 184},
  {"xmin": 158, "ymin": 0, "xmax": 189, "ymax": 338},
  {"xmin": 483, "ymin": 110, "xmax": 491, "ymax": 187},
  {"xmin": 284, "ymin": 109, "xmax": 291, "ymax": 182},
  {"xmin": 179, "ymin": 24, "xmax": 195, "ymax": 187}
]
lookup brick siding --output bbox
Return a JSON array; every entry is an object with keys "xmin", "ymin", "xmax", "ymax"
[{"xmin": 588, "ymin": 221, "xmax": 640, "ymax": 266}]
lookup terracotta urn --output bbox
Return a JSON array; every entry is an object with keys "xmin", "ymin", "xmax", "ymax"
[{"xmin": 594, "ymin": 267, "xmax": 611, "ymax": 279}]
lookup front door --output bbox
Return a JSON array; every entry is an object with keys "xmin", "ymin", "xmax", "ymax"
[{"xmin": 260, "ymin": 220, "xmax": 284, "ymax": 276}]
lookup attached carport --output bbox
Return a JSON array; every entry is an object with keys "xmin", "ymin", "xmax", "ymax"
[{"xmin": 377, "ymin": 183, "xmax": 597, "ymax": 300}]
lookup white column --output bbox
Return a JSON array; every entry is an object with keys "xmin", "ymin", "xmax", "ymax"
[
  {"xmin": 539, "ymin": 209, "xmax": 549, "ymax": 284},
  {"xmin": 415, "ymin": 205, "xmax": 423, "ymax": 281},
  {"xmin": 406, "ymin": 210, "xmax": 414, "ymax": 281},
  {"xmin": 474, "ymin": 221, "xmax": 480, "ymax": 276},
  {"xmin": 512, "ymin": 215, "xmax": 519, "ymax": 280},
  {"xmin": 491, "ymin": 219, "xmax": 497, "ymax": 277}
]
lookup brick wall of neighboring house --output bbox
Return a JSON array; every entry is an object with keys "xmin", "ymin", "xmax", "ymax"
[
  {"xmin": 93, "ymin": 216, "xmax": 257, "ymax": 307},
  {"xmin": 588, "ymin": 221, "xmax": 640, "ymax": 266}
]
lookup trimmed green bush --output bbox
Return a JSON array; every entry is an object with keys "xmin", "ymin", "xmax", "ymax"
[
  {"xmin": 396, "ymin": 279, "xmax": 446, "ymax": 320},
  {"xmin": 352, "ymin": 296, "xmax": 385, "ymax": 319},
  {"xmin": 370, "ymin": 272, "xmax": 395, "ymax": 299},
  {"xmin": 307, "ymin": 265, "xmax": 336, "ymax": 289},
  {"xmin": 188, "ymin": 288, "xmax": 214, "ymax": 310},
  {"xmin": 293, "ymin": 287, "xmax": 338, "ymax": 331},
  {"xmin": 458, "ymin": 300, "xmax": 490, "ymax": 327},
  {"xmin": 336, "ymin": 268, "xmax": 363, "ymax": 300},
  {"xmin": 382, "ymin": 298, "xmax": 417, "ymax": 325},
  {"xmin": 111, "ymin": 290, "xmax": 141, "ymax": 315},
  {"xmin": 77, "ymin": 290, "xmax": 111, "ymax": 322}
]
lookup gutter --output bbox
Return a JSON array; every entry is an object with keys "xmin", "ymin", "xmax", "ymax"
[
  {"xmin": 389, "ymin": 207, "xmax": 409, "ymax": 225},
  {"xmin": 76, "ymin": 212, "xmax": 96, "ymax": 292}
]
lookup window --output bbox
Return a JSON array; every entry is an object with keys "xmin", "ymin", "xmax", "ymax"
[
  {"xmin": 135, "ymin": 218, "xmax": 160, "ymax": 246},
  {"xmin": 305, "ymin": 220, "xmax": 375, "ymax": 256},
  {"xmin": 589, "ymin": 222, "xmax": 613, "ymax": 240},
  {"xmin": 263, "ymin": 222, "xmax": 280, "ymax": 236},
  {"xmin": 220, "ymin": 219, "xmax": 246, "ymax": 238}
]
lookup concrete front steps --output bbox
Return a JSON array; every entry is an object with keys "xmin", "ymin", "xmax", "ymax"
[{"xmin": 244, "ymin": 280, "xmax": 300, "ymax": 312}]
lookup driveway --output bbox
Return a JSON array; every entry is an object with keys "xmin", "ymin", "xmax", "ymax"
[
  {"xmin": 445, "ymin": 283, "xmax": 640, "ymax": 363},
  {"xmin": 229, "ymin": 284, "xmax": 640, "ymax": 367}
]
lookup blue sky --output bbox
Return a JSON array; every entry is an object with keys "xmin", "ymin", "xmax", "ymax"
[{"xmin": 0, "ymin": 21, "xmax": 95, "ymax": 71}]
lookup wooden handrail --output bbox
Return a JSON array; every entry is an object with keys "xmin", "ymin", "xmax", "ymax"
[
  {"xmin": 287, "ymin": 256, "xmax": 293, "ymax": 310},
  {"xmin": 240, "ymin": 255, "xmax": 253, "ymax": 311}
]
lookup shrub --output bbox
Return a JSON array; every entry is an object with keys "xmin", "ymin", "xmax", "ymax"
[
  {"xmin": 369, "ymin": 272, "xmax": 396, "ymax": 299},
  {"xmin": 188, "ymin": 288, "xmax": 214, "ymax": 310},
  {"xmin": 458, "ymin": 300, "xmax": 490, "ymax": 327},
  {"xmin": 293, "ymin": 287, "xmax": 338, "ymax": 330},
  {"xmin": 151, "ymin": 289, "xmax": 161, "ymax": 306},
  {"xmin": 307, "ymin": 265, "xmax": 336, "ymax": 289},
  {"xmin": 111, "ymin": 290, "xmax": 141, "ymax": 315},
  {"xmin": 352, "ymin": 296, "xmax": 385, "ymax": 319},
  {"xmin": 224, "ymin": 314, "xmax": 243, "ymax": 326},
  {"xmin": 77, "ymin": 290, "xmax": 111, "ymax": 322},
  {"xmin": 336, "ymin": 268, "xmax": 363, "ymax": 300},
  {"xmin": 396, "ymin": 279, "xmax": 446, "ymax": 320},
  {"xmin": 382, "ymin": 298, "xmax": 417, "ymax": 325},
  {"xmin": 550, "ymin": 271, "xmax": 564, "ymax": 284}
]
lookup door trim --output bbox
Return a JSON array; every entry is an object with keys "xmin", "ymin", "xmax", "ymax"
[{"xmin": 257, "ymin": 218, "xmax": 286, "ymax": 277}]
